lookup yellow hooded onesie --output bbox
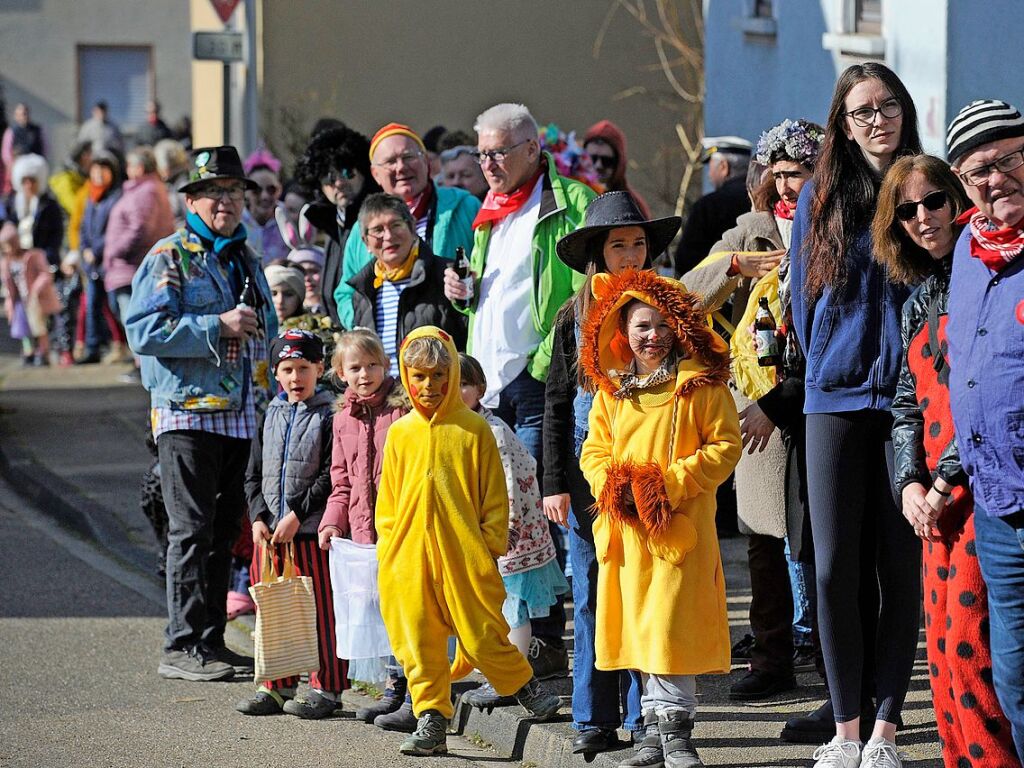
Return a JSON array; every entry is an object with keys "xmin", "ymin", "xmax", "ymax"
[
  {"xmin": 578, "ymin": 270, "xmax": 741, "ymax": 676},
  {"xmin": 376, "ymin": 326, "xmax": 535, "ymax": 718}
]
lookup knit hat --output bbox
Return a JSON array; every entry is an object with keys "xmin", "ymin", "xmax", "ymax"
[
  {"xmin": 264, "ymin": 264, "xmax": 305, "ymax": 300},
  {"xmin": 946, "ymin": 100, "xmax": 1024, "ymax": 165},
  {"xmin": 269, "ymin": 328, "xmax": 324, "ymax": 369},
  {"xmin": 369, "ymin": 123, "xmax": 426, "ymax": 160},
  {"xmin": 287, "ymin": 246, "xmax": 325, "ymax": 270}
]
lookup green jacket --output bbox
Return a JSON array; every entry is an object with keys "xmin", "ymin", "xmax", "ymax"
[
  {"xmin": 333, "ymin": 183, "xmax": 480, "ymax": 329},
  {"xmin": 461, "ymin": 154, "xmax": 596, "ymax": 382}
]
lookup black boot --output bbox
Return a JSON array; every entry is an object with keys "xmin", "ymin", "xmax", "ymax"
[
  {"xmin": 658, "ymin": 711, "xmax": 703, "ymax": 768},
  {"xmin": 356, "ymin": 675, "xmax": 407, "ymax": 723},
  {"xmin": 779, "ymin": 698, "xmax": 878, "ymax": 744},
  {"xmin": 617, "ymin": 712, "xmax": 664, "ymax": 767},
  {"xmin": 572, "ymin": 727, "xmax": 619, "ymax": 756},
  {"xmin": 374, "ymin": 697, "xmax": 418, "ymax": 733}
]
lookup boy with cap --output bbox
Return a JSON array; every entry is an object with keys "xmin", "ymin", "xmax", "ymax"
[{"xmin": 235, "ymin": 328, "xmax": 347, "ymax": 719}]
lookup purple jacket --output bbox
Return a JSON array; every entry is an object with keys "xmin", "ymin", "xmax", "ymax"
[
  {"xmin": 946, "ymin": 225, "xmax": 1024, "ymax": 517},
  {"xmin": 103, "ymin": 173, "xmax": 175, "ymax": 292}
]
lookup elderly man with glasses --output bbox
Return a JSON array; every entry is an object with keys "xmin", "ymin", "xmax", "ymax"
[
  {"xmin": 125, "ymin": 146, "xmax": 278, "ymax": 684},
  {"xmin": 443, "ymin": 102, "xmax": 597, "ymax": 689},
  {"xmin": 332, "ymin": 123, "xmax": 480, "ymax": 329},
  {"xmin": 944, "ymin": 99, "xmax": 1024, "ymax": 762},
  {"xmin": 440, "ymin": 144, "xmax": 489, "ymax": 200}
]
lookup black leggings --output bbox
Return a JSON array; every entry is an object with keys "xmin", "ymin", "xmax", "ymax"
[{"xmin": 806, "ymin": 410, "xmax": 921, "ymax": 723}]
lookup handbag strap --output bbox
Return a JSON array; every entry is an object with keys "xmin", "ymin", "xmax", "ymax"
[
  {"xmin": 259, "ymin": 543, "xmax": 279, "ymax": 585},
  {"xmin": 280, "ymin": 542, "xmax": 298, "ymax": 579}
]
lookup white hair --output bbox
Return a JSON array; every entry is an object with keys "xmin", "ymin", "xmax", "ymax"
[
  {"xmin": 474, "ymin": 103, "xmax": 538, "ymax": 142},
  {"xmin": 11, "ymin": 154, "xmax": 49, "ymax": 193},
  {"xmin": 154, "ymin": 139, "xmax": 188, "ymax": 175}
]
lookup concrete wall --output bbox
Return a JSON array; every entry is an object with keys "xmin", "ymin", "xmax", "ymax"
[
  {"xmin": 258, "ymin": 0, "xmax": 698, "ymax": 215},
  {"xmin": 0, "ymin": 0, "xmax": 191, "ymax": 167}
]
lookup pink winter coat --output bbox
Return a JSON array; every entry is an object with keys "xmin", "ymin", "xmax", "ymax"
[
  {"xmin": 320, "ymin": 376, "xmax": 408, "ymax": 544},
  {"xmin": 1, "ymin": 247, "xmax": 60, "ymax": 321},
  {"xmin": 103, "ymin": 172, "xmax": 174, "ymax": 292}
]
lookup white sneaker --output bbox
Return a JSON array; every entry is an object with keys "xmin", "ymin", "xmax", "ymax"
[
  {"xmin": 860, "ymin": 736, "xmax": 904, "ymax": 767},
  {"xmin": 812, "ymin": 736, "xmax": 862, "ymax": 768}
]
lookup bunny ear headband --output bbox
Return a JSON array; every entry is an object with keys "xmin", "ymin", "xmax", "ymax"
[{"xmin": 275, "ymin": 203, "xmax": 319, "ymax": 251}]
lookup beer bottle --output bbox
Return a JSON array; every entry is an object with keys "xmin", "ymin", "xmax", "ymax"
[
  {"xmin": 238, "ymin": 276, "xmax": 255, "ymax": 308},
  {"xmin": 754, "ymin": 296, "xmax": 780, "ymax": 367},
  {"xmin": 453, "ymin": 246, "xmax": 474, "ymax": 309}
]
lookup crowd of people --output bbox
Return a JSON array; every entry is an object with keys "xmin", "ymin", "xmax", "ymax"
[{"xmin": 4, "ymin": 62, "xmax": 1024, "ymax": 768}]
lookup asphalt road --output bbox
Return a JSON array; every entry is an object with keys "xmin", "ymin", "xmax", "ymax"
[{"xmin": 0, "ymin": 489, "xmax": 510, "ymax": 768}]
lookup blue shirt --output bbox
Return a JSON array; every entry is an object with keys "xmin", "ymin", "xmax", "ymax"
[{"xmin": 946, "ymin": 226, "xmax": 1024, "ymax": 518}]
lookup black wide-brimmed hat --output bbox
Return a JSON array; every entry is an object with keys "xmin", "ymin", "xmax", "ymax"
[
  {"xmin": 556, "ymin": 191, "xmax": 681, "ymax": 273},
  {"xmin": 178, "ymin": 145, "xmax": 258, "ymax": 194}
]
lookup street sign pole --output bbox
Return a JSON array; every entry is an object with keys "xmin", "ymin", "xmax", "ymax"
[{"xmin": 223, "ymin": 62, "xmax": 231, "ymax": 145}]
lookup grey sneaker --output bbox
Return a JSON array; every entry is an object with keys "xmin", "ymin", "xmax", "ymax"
[
  {"xmin": 282, "ymin": 688, "xmax": 338, "ymax": 719},
  {"xmin": 158, "ymin": 646, "xmax": 234, "ymax": 682},
  {"xmin": 659, "ymin": 711, "xmax": 703, "ymax": 768},
  {"xmin": 374, "ymin": 699, "xmax": 418, "ymax": 732},
  {"xmin": 462, "ymin": 681, "xmax": 516, "ymax": 712},
  {"xmin": 399, "ymin": 710, "xmax": 448, "ymax": 755},
  {"xmin": 526, "ymin": 637, "xmax": 569, "ymax": 680},
  {"xmin": 618, "ymin": 713, "xmax": 664, "ymax": 767},
  {"xmin": 513, "ymin": 676, "xmax": 561, "ymax": 720}
]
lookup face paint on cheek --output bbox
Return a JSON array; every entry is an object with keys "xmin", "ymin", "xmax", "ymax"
[
  {"xmin": 440, "ymin": 382, "xmax": 448, "ymax": 396},
  {"xmin": 408, "ymin": 384, "xmax": 419, "ymax": 398}
]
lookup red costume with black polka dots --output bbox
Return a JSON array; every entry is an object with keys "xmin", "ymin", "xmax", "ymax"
[{"xmin": 892, "ymin": 267, "xmax": 1018, "ymax": 767}]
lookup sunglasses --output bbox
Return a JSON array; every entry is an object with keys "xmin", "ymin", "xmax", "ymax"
[{"xmin": 895, "ymin": 190, "xmax": 947, "ymax": 222}]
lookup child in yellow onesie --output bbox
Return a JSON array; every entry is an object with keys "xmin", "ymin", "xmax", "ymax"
[
  {"xmin": 376, "ymin": 325, "xmax": 561, "ymax": 756},
  {"xmin": 578, "ymin": 270, "xmax": 741, "ymax": 768}
]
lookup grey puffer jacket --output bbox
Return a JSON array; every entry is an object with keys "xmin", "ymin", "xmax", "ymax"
[{"xmin": 245, "ymin": 389, "xmax": 335, "ymax": 535}]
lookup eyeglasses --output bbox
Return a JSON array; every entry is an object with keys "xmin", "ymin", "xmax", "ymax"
[
  {"xmin": 256, "ymin": 183, "xmax": 280, "ymax": 196},
  {"xmin": 372, "ymin": 151, "xmax": 424, "ymax": 171},
  {"xmin": 895, "ymin": 190, "xmax": 948, "ymax": 221},
  {"xmin": 194, "ymin": 185, "xmax": 245, "ymax": 202},
  {"xmin": 958, "ymin": 148, "xmax": 1024, "ymax": 187},
  {"xmin": 320, "ymin": 168, "xmax": 356, "ymax": 186},
  {"xmin": 474, "ymin": 141, "xmax": 528, "ymax": 165},
  {"xmin": 844, "ymin": 98, "xmax": 903, "ymax": 127},
  {"xmin": 588, "ymin": 153, "xmax": 617, "ymax": 168},
  {"xmin": 365, "ymin": 220, "xmax": 410, "ymax": 240}
]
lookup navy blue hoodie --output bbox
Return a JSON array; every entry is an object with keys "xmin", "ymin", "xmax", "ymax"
[{"xmin": 789, "ymin": 180, "xmax": 909, "ymax": 414}]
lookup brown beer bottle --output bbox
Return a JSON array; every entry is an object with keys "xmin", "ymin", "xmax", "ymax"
[{"xmin": 754, "ymin": 296, "xmax": 780, "ymax": 367}]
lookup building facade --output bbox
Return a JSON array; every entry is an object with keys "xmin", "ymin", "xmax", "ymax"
[{"xmin": 704, "ymin": 0, "xmax": 1024, "ymax": 159}]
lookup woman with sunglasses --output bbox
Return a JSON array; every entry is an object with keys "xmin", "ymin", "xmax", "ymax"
[
  {"xmin": 875, "ymin": 154, "xmax": 1019, "ymax": 768},
  {"xmin": 788, "ymin": 63, "xmax": 923, "ymax": 768}
]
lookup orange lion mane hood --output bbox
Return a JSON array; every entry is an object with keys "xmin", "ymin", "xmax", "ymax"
[{"xmin": 580, "ymin": 269, "xmax": 731, "ymax": 397}]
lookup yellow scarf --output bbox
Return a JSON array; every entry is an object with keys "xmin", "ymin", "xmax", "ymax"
[{"xmin": 373, "ymin": 242, "xmax": 419, "ymax": 289}]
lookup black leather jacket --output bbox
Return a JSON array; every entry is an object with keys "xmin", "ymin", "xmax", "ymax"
[{"xmin": 891, "ymin": 259, "xmax": 966, "ymax": 493}]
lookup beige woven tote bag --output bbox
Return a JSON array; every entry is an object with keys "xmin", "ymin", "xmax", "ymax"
[{"xmin": 249, "ymin": 543, "xmax": 320, "ymax": 683}]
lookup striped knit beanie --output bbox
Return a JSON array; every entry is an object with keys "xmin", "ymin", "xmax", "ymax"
[{"xmin": 946, "ymin": 99, "xmax": 1024, "ymax": 165}]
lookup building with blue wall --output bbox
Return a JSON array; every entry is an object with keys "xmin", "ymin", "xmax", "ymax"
[{"xmin": 704, "ymin": 0, "xmax": 1024, "ymax": 161}]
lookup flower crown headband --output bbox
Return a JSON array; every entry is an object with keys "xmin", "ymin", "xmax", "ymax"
[{"xmin": 755, "ymin": 119, "xmax": 825, "ymax": 168}]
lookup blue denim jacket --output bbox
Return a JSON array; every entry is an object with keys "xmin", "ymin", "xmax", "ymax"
[
  {"xmin": 125, "ymin": 228, "xmax": 277, "ymax": 411},
  {"xmin": 947, "ymin": 226, "xmax": 1024, "ymax": 518}
]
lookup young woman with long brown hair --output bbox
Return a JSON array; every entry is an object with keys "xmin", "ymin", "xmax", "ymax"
[{"xmin": 788, "ymin": 63, "xmax": 923, "ymax": 768}]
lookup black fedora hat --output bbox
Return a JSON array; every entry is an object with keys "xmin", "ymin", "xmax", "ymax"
[
  {"xmin": 556, "ymin": 191, "xmax": 681, "ymax": 273},
  {"xmin": 178, "ymin": 145, "xmax": 258, "ymax": 194}
]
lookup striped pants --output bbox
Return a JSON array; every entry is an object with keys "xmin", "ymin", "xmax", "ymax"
[{"xmin": 250, "ymin": 536, "xmax": 348, "ymax": 694}]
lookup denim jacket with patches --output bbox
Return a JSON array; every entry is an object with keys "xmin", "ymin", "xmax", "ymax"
[{"xmin": 125, "ymin": 227, "xmax": 277, "ymax": 412}]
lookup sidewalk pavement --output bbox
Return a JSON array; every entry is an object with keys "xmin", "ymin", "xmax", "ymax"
[{"xmin": 0, "ymin": 344, "xmax": 943, "ymax": 767}]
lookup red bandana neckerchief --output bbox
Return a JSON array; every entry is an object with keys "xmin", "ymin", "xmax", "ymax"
[
  {"xmin": 407, "ymin": 183, "xmax": 434, "ymax": 225},
  {"xmin": 957, "ymin": 206, "xmax": 1024, "ymax": 272},
  {"xmin": 773, "ymin": 199, "xmax": 795, "ymax": 221},
  {"xmin": 472, "ymin": 166, "xmax": 545, "ymax": 230}
]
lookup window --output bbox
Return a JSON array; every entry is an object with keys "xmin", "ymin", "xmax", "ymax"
[
  {"xmin": 77, "ymin": 45, "xmax": 153, "ymax": 133},
  {"xmin": 741, "ymin": 0, "xmax": 777, "ymax": 38},
  {"xmin": 855, "ymin": 0, "xmax": 882, "ymax": 34},
  {"xmin": 753, "ymin": 0, "xmax": 773, "ymax": 18}
]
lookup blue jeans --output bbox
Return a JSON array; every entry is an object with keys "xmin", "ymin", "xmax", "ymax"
[
  {"xmin": 973, "ymin": 507, "xmax": 1024, "ymax": 761},
  {"xmin": 83, "ymin": 271, "xmax": 110, "ymax": 352},
  {"xmin": 567, "ymin": 462, "xmax": 642, "ymax": 732},
  {"xmin": 786, "ymin": 537, "xmax": 815, "ymax": 647},
  {"xmin": 107, "ymin": 285, "xmax": 131, "ymax": 326}
]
